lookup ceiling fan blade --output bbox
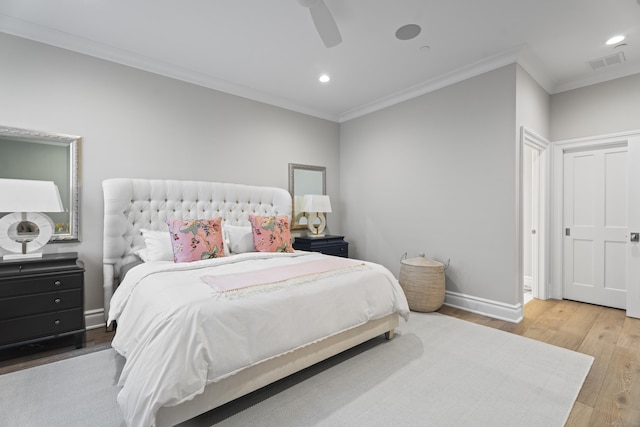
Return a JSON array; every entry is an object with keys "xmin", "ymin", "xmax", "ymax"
[{"xmin": 308, "ymin": 0, "xmax": 342, "ymax": 48}]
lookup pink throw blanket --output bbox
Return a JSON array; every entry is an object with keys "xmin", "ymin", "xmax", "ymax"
[{"xmin": 201, "ymin": 257, "xmax": 364, "ymax": 292}]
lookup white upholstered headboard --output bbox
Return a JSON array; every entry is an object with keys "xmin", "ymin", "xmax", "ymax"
[{"xmin": 102, "ymin": 178, "xmax": 292, "ymax": 319}]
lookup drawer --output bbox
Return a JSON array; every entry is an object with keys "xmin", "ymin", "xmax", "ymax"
[
  {"xmin": 0, "ymin": 308, "xmax": 84, "ymax": 346},
  {"xmin": 0, "ymin": 272, "xmax": 83, "ymax": 298},
  {"xmin": 0, "ymin": 289, "xmax": 82, "ymax": 320},
  {"xmin": 319, "ymin": 245, "xmax": 349, "ymax": 257}
]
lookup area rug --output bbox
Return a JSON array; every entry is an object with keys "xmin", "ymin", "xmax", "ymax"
[{"xmin": 0, "ymin": 313, "xmax": 593, "ymax": 427}]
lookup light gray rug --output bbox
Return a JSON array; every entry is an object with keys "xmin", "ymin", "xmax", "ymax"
[{"xmin": 0, "ymin": 313, "xmax": 593, "ymax": 427}]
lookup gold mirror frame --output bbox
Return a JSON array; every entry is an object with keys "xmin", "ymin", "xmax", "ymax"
[
  {"xmin": 0, "ymin": 125, "xmax": 81, "ymax": 242},
  {"xmin": 288, "ymin": 163, "xmax": 326, "ymax": 230}
]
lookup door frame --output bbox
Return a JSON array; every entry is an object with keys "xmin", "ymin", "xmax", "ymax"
[
  {"xmin": 519, "ymin": 127, "xmax": 550, "ymax": 301},
  {"xmin": 551, "ymin": 130, "xmax": 640, "ymax": 317}
]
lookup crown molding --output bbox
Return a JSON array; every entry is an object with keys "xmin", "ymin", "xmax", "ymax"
[
  {"xmin": 6, "ymin": 11, "xmax": 634, "ymax": 124},
  {"xmin": 338, "ymin": 47, "xmax": 524, "ymax": 122},
  {"xmin": 0, "ymin": 14, "xmax": 339, "ymax": 122},
  {"xmin": 0, "ymin": 15, "xmax": 535, "ymax": 124},
  {"xmin": 551, "ymin": 62, "xmax": 640, "ymax": 94}
]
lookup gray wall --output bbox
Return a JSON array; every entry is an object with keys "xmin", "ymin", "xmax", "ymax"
[
  {"xmin": 340, "ymin": 64, "xmax": 519, "ymax": 305},
  {"xmin": 4, "ymin": 28, "xmax": 638, "ymax": 322},
  {"xmin": 515, "ymin": 65, "xmax": 550, "ymax": 292},
  {"xmin": 550, "ymin": 73, "xmax": 640, "ymax": 141},
  {"xmin": 0, "ymin": 33, "xmax": 341, "ymax": 317},
  {"xmin": 516, "ymin": 65, "xmax": 550, "ymax": 140}
]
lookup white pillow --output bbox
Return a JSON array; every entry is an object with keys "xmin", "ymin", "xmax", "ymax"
[
  {"xmin": 136, "ymin": 228, "xmax": 173, "ymax": 262},
  {"xmin": 223, "ymin": 225, "xmax": 255, "ymax": 254}
]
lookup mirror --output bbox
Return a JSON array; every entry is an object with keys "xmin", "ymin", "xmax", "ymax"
[
  {"xmin": 288, "ymin": 163, "xmax": 326, "ymax": 230},
  {"xmin": 0, "ymin": 125, "xmax": 80, "ymax": 242}
]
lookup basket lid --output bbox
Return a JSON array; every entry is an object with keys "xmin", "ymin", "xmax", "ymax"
[{"xmin": 401, "ymin": 256, "xmax": 443, "ymax": 267}]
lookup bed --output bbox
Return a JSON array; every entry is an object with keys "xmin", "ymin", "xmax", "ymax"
[{"xmin": 102, "ymin": 178, "xmax": 409, "ymax": 426}]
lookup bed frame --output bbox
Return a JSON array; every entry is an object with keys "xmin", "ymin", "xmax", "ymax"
[{"xmin": 102, "ymin": 178, "xmax": 398, "ymax": 425}]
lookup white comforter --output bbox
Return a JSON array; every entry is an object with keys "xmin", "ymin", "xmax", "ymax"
[{"xmin": 108, "ymin": 251, "xmax": 409, "ymax": 427}]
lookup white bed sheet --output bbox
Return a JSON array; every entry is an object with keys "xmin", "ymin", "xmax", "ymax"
[{"xmin": 108, "ymin": 252, "xmax": 409, "ymax": 427}]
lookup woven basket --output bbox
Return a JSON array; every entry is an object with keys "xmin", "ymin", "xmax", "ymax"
[{"xmin": 399, "ymin": 256, "xmax": 445, "ymax": 312}]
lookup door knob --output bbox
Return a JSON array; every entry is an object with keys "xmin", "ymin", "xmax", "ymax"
[{"xmin": 631, "ymin": 232, "xmax": 639, "ymax": 242}]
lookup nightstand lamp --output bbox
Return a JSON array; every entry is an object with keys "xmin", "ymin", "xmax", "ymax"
[
  {"xmin": 0, "ymin": 178, "xmax": 64, "ymax": 260},
  {"xmin": 302, "ymin": 194, "xmax": 332, "ymax": 237}
]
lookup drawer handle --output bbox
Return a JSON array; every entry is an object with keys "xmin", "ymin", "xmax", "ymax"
[
  {"xmin": 54, "ymin": 280, "xmax": 62, "ymax": 287},
  {"xmin": 54, "ymin": 319, "xmax": 61, "ymax": 326},
  {"xmin": 54, "ymin": 298, "xmax": 61, "ymax": 304}
]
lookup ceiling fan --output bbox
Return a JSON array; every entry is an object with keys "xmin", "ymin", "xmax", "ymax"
[{"xmin": 298, "ymin": 0, "xmax": 342, "ymax": 48}]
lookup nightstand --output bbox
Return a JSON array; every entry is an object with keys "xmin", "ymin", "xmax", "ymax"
[
  {"xmin": 0, "ymin": 252, "xmax": 85, "ymax": 350},
  {"xmin": 293, "ymin": 235, "xmax": 349, "ymax": 258}
]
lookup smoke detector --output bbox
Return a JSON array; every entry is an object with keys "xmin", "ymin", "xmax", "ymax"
[{"xmin": 587, "ymin": 51, "xmax": 626, "ymax": 71}]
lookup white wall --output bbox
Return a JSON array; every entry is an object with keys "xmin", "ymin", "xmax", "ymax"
[
  {"xmin": 340, "ymin": 64, "xmax": 519, "ymax": 307},
  {"xmin": 550, "ymin": 73, "xmax": 640, "ymax": 141},
  {"xmin": 0, "ymin": 33, "xmax": 340, "ymax": 319}
]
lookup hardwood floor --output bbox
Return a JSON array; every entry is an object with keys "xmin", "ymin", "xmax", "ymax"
[
  {"xmin": 439, "ymin": 299, "xmax": 640, "ymax": 427},
  {"xmin": 0, "ymin": 327, "xmax": 115, "ymax": 375},
  {"xmin": 0, "ymin": 299, "xmax": 638, "ymax": 426}
]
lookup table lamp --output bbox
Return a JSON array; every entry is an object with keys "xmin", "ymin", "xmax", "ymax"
[
  {"xmin": 0, "ymin": 178, "xmax": 64, "ymax": 260},
  {"xmin": 302, "ymin": 194, "xmax": 332, "ymax": 237}
]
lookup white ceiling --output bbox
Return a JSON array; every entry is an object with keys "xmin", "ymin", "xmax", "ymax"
[{"xmin": 1, "ymin": 0, "xmax": 639, "ymax": 122}]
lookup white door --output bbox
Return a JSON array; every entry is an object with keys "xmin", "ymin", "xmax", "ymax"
[
  {"xmin": 626, "ymin": 137, "xmax": 640, "ymax": 318},
  {"xmin": 563, "ymin": 146, "xmax": 628, "ymax": 309},
  {"xmin": 521, "ymin": 127, "xmax": 550, "ymax": 302},
  {"xmin": 523, "ymin": 145, "xmax": 540, "ymax": 296}
]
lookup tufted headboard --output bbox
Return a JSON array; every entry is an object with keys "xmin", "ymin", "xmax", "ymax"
[{"xmin": 102, "ymin": 178, "xmax": 292, "ymax": 319}]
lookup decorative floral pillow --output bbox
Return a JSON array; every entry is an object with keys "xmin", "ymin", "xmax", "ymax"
[
  {"xmin": 167, "ymin": 218, "xmax": 225, "ymax": 262},
  {"xmin": 248, "ymin": 215, "xmax": 294, "ymax": 253}
]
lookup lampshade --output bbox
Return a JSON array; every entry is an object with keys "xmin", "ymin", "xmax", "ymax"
[
  {"xmin": 0, "ymin": 178, "xmax": 64, "ymax": 213},
  {"xmin": 302, "ymin": 194, "xmax": 332, "ymax": 213},
  {"xmin": 0, "ymin": 179, "xmax": 64, "ymax": 260}
]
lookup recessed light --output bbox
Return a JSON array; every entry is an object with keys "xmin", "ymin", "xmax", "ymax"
[
  {"xmin": 606, "ymin": 35, "xmax": 625, "ymax": 45},
  {"xmin": 319, "ymin": 74, "xmax": 330, "ymax": 83}
]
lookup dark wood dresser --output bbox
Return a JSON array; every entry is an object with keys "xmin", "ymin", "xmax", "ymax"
[
  {"xmin": 0, "ymin": 252, "xmax": 85, "ymax": 350},
  {"xmin": 293, "ymin": 235, "xmax": 349, "ymax": 258}
]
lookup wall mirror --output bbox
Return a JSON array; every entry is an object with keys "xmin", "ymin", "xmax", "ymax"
[
  {"xmin": 0, "ymin": 125, "xmax": 81, "ymax": 242},
  {"xmin": 288, "ymin": 163, "xmax": 326, "ymax": 230}
]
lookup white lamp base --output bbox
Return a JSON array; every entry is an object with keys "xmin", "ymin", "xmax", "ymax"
[
  {"xmin": 0, "ymin": 212, "xmax": 54, "ymax": 259},
  {"xmin": 306, "ymin": 212, "xmax": 327, "ymax": 237}
]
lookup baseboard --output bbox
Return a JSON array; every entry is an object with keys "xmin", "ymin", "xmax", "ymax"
[
  {"xmin": 444, "ymin": 291, "xmax": 523, "ymax": 323},
  {"xmin": 84, "ymin": 308, "xmax": 106, "ymax": 330},
  {"xmin": 84, "ymin": 295, "xmax": 524, "ymax": 329}
]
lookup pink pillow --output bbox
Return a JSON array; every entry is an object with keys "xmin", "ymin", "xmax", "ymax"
[
  {"xmin": 167, "ymin": 218, "xmax": 225, "ymax": 262},
  {"xmin": 248, "ymin": 215, "xmax": 294, "ymax": 253}
]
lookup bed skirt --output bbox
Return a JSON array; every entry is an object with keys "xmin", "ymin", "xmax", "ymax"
[{"xmin": 155, "ymin": 312, "xmax": 399, "ymax": 426}]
